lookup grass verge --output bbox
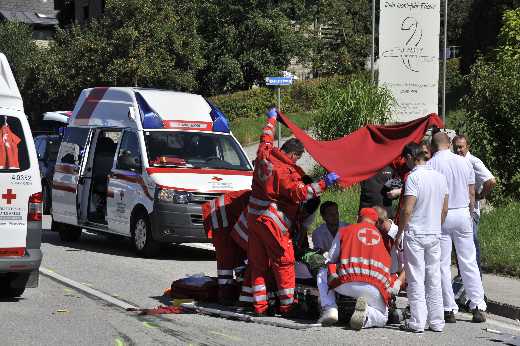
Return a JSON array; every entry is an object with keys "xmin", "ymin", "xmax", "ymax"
[
  {"xmin": 480, "ymin": 202, "xmax": 520, "ymax": 277},
  {"xmin": 230, "ymin": 111, "xmax": 316, "ymax": 146}
]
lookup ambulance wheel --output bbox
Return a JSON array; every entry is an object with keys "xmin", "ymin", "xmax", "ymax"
[
  {"xmin": 58, "ymin": 224, "xmax": 82, "ymax": 242},
  {"xmin": 131, "ymin": 212, "xmax": 159, "ymax": 257},
  {"xmin": 0, "ymin": 278, "xmax": 25, "ymax": 298}
]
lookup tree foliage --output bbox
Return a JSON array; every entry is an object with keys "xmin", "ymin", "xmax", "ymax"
[
  {"xmin": 0, "ymin": 22, "xmax": 38, "ymax": 95},
  {"xmin": 461, "ymin": 0, "xmax": 520, "ymax": 73},
  {"xmin": 462, "ymin": 8, "xmax": 520, "ymax": 201}
]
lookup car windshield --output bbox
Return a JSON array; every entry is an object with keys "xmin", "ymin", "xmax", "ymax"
[{"xmin": 144, "ymin": 131, "xmax": 252, "ymax": 171}]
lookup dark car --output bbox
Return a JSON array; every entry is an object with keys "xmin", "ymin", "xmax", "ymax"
[{"xmin": 34, "ymin": 134, "xmax": 62, "ymax": 214}]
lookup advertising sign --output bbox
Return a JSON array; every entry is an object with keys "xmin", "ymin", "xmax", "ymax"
[{"xmin": 379, "ymin": 0, "xmax": 440, "ymax": 122}]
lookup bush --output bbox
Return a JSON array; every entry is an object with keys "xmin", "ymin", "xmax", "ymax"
[
  {"xmin": 312, "ymin": 76, "xmax": 395, "ymax": 140},
  {"xmin": 209, "ymin": 76, "xmax": 345, "ymax": 121},
  {"xmin": 461, "ymin": 9, "xmax": 520, "ymax": 201}
]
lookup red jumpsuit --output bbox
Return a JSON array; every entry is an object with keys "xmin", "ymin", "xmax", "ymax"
[
  {"xmin": 248, "ymin": 117, "xmax": 327, "ymax": 314},
  {"xmin": 202, "ymin": 190, "xmax": 250, "ymax": 301}
]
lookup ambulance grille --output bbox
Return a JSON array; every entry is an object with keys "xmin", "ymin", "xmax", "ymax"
[
  {"xmin": 190, "ymin": 214, "xmax": 203, "ymax": 225},
  {"xmin": 190, "ymin": 192, "xmax": 222, "ymax": 204}
]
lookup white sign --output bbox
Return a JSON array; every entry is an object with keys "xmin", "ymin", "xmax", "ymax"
[{"xmin": 379, "ymin": 0, "xmax": 440, "ymax": 122}]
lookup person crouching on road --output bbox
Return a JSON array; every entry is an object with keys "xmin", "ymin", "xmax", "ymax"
[
  {"xmin": 395, "ymin": 143, "xmax": 449, "ymax": 333},
  {"xmin": 317, "ymin": 208, "xmax": 397, "ymax": 330},
  {"xmin": 247, "ymin": 106, "xmax": 340, "ymax": 317}
]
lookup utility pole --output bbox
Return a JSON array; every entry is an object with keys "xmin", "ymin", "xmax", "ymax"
[
  {"xmin": 371, "ymin": 0, "xmax": 376, "ymax": 84},
  {"xmin": 442, "ymin": 0, "xmax": 448, "ymax": 124}
]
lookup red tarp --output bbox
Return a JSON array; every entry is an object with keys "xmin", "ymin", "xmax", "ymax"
[{"xmin": 277, "ymin": 112, "xmax": 443, "ymax": 187}]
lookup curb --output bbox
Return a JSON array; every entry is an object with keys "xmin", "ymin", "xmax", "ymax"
[{"xmin": 487, "ymin": 299, "xmax": 520, "ymax": 321}]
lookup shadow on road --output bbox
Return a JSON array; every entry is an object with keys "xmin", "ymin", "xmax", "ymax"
[{"xmin": 42, "ymin": 230, "xmax": 216, "ymax": 261}]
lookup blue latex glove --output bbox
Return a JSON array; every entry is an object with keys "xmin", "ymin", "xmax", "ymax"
[
  {"xmin": 324, "ymin": 172, "xmax": 340, "ymax": 187},
  {"xmin": 266, "ymin": 107, "xmax": 278, "ymax": 119}
]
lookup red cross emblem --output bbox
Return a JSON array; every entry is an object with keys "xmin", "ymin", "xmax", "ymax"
[
  {"xmin": 357, "ymin": 227, "xmax": 381, "ymax": 246},
  {"xmin": 211, "ymin": 176, "xmax": 223, "ymax": 182},
  {"xmin": 257, "ymin": 159, "xmax": 273, "ymax": 182},
  {"xmin": 1, "ymin": 189, "xmax": 17, "ymax": 205}
]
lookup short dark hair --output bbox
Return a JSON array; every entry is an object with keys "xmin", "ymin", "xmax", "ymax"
[
  {"xmin": 281, "ymin": 138, "xmax": 304, "ymax": 155},
  {"xmin": 452, "ymin": 134, "xmax": 469, "ymax": 145},
  {"xmin": 402, "ymin": 142, "xmax": 428, "ymax": 161},
  {"xmin": 320, "ymin": 201, "xmax": 338, "ymax": 216}
]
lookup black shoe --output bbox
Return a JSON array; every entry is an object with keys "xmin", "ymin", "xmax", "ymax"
[
  {"xmin": 444, "ymin": 310, "xmax": 456, "ymax": 323},
  {"xmin": 472, "ymin": 308, "xmax": 486, "ymax": 323}
]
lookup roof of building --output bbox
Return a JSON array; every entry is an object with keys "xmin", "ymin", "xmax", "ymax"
[{"xmin": 0, "ymin": 0, "xmax": 58, "ymax": 26}]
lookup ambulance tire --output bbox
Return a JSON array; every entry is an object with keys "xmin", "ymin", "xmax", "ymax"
[
  {"xmin": 57, "ymin": 223, "xmax": 82, "ymax": 242},
  {"xmin": 0, "ymin": 278, "xmax": 25, "ymax": 298},
  {"xmin": 131, "ymin": 212, "xmax": 159, "ymax": 257}
]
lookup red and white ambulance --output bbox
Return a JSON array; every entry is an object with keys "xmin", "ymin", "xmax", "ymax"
[
  {"xmin": 0, "ymin": 53, "xmax": 43, "ymax": 297},
  {"xmin": 51, "ymin": 87, "xmax": 253, "ymax": 256}
]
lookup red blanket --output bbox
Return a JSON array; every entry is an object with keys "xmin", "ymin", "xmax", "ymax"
[{"xmin": 277, "ymin": 113, "xmax": 443, "ymax": 187}]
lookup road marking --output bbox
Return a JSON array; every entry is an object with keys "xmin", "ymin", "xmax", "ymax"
[
  {"xmin": 208, "ymin": 331, "xmax": 242, "ymax": 342},
  {"xmin": 143, "ymin": 321, "xmax": 159, "ymax": 329},
  {"xmin": 40, "ymin": 267, "xmax": 140, "ymax": 311}
]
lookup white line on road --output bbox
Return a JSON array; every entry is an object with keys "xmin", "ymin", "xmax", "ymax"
[{"xmin": 39, "ymin": 267, "xmax": 140, "ymax": 311}]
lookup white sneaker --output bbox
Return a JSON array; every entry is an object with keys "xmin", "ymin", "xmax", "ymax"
[
  {"xmin": 318, "ymin": 307, "xmax": 339, "ymax": 326},
  {"xmin": 350, "ymin": 297, "xmax": 368, "ymax": 331}
]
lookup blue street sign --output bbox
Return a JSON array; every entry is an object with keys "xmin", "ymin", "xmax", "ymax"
[{"xmin": 265, "ymin": 76, "xmax": 293, "ymax": 86}]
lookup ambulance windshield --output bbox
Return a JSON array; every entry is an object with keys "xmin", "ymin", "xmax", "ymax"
[
  {"xmin": 144, "ymin": 131, "xmax": 252, "ymax": 171},
  {"xmin": 0, "ymin": 115, "xmax": 29, "ymax": 172}
]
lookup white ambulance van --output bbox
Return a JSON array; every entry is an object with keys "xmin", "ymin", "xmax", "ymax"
[
  {"xmin": 0, "ymin": 53, "xmax": 42, "ymax": 297},
  {"xmin": 52, "ymin": 87, "xmax": 252, "ymax": 256}
]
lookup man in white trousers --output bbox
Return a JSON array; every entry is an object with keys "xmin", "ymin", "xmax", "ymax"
[
  {"xmin": 317, "ymin": 208, "xmax": 399, "ymax": 329},
  {"xmin": 396, "ymin": 143, "xmax": 449, "ymax": 333},
  {"xmin": 428, "ymin": 132, "xmax": 487, "ymax": 323},
  {"xmin": 452, "ymin": 135, "xmax": 496, "ymax": 273}
]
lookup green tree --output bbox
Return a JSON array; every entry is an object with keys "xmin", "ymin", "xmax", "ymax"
[
  {"xmin": 462, "ymin": 8, "xmax": 520, "ymax": 200},
  {"xmin": 312, "ymin": 0, "xmax": 372, "ymax": 76},
  {"xmin": 461, "ymin": 0, "xmax": 520, "ymax": 73},
  {"xmin": 24, "ymin": 0, "xmax": 205, "ymax": 120},
  {"xmin": 196, "ymin": 0, "xmax": 314, "ymax": 95},
  {"xmin": 0, "ymin": 22, "xmax": 38, "ymax": 96}
]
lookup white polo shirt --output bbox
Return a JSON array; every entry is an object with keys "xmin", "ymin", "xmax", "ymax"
[
  {"xmin": 428, "ymin": 149, "xmax": 475, "ymax": 209},
  {"xmin": 404, "ymin": 165, "xmax": 448, "ymax": 235},
  {"xmin": 466, "ymin": 152, "xmax": 494, "ymax": 214},
  {"xmin": 311, "ymin": 222, "xmax": 348, "ymax": 253}
]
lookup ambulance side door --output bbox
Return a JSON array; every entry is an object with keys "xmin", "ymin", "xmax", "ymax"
[
  {"xmin": 52, "ymin": 127, "xmax": 92, "ymax": 226},
  {"xmin": 107, "ymin": 130, "xmax": 143, "ymax": 234}
]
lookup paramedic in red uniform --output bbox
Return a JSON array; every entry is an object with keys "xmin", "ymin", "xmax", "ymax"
[
  {"xmin": 248, "ymin": 107, "xmax": 339, "ymax": 316},
  {"xmin": 317, "ymin": 208, "xmax": 399, "ymax": 329}
]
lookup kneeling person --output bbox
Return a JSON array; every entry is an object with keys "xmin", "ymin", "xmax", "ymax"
[{"xmin": 317, "ymin": 208, "xmax": 395, "ymax": 330}]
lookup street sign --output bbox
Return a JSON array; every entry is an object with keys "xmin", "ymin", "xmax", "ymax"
[{"xmin": 265, "ymin": 76, "xmax": 293, "ymax": 86}]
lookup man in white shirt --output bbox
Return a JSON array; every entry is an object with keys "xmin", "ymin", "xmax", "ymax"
[
  {"xmin": 395, "ymin": 143, "xmax": 449, "ymax": 333},
  {"xmin": 452, "ymin": 135, "xmax": 496, "ymax": 272},
  {"xmin": 428, "ymin": 132, "xmax": 487, "ymax": 323},
  {"xmin": 311, "ymin": 201, "xmax": 348, "ymax": 254}
]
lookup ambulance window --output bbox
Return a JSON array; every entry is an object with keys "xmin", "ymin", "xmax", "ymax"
[
  {"xmin": 57, "ymin": 127, "xmax": 90, "ymax": 166},
  {"xmin": 116, "ymin": 131, "xmax": 142, "ymax": 173},
  {"xmin": 218, "ymin": 137, "xmax": 241, "ymax": 166},
  {"xmin": 0, "ymin": 115, "xmax": 30, "ymax": 172}
]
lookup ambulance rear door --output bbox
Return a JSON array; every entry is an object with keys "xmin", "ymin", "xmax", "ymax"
[{"xmin": 52, "ymin": 127, "xmax": 93, "ymax": 226}]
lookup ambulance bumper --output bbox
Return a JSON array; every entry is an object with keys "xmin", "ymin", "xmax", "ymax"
[
  {"xmin": 0, "ymin": 220, "xmax": 42, "ymax": 273},
  {"xmin": 150, "ymin": 202, "xmax": 209, "ymax": 243}
]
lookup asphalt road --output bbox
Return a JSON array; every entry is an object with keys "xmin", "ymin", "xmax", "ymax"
[{"xmin": 2, "ymin": 229, "xmax": 519, "ymax": 346}]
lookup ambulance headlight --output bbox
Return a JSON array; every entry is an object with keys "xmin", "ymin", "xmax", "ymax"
[{"xmin": 157, "ymin": 189, "xmax": 193, "ymax": 204}]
